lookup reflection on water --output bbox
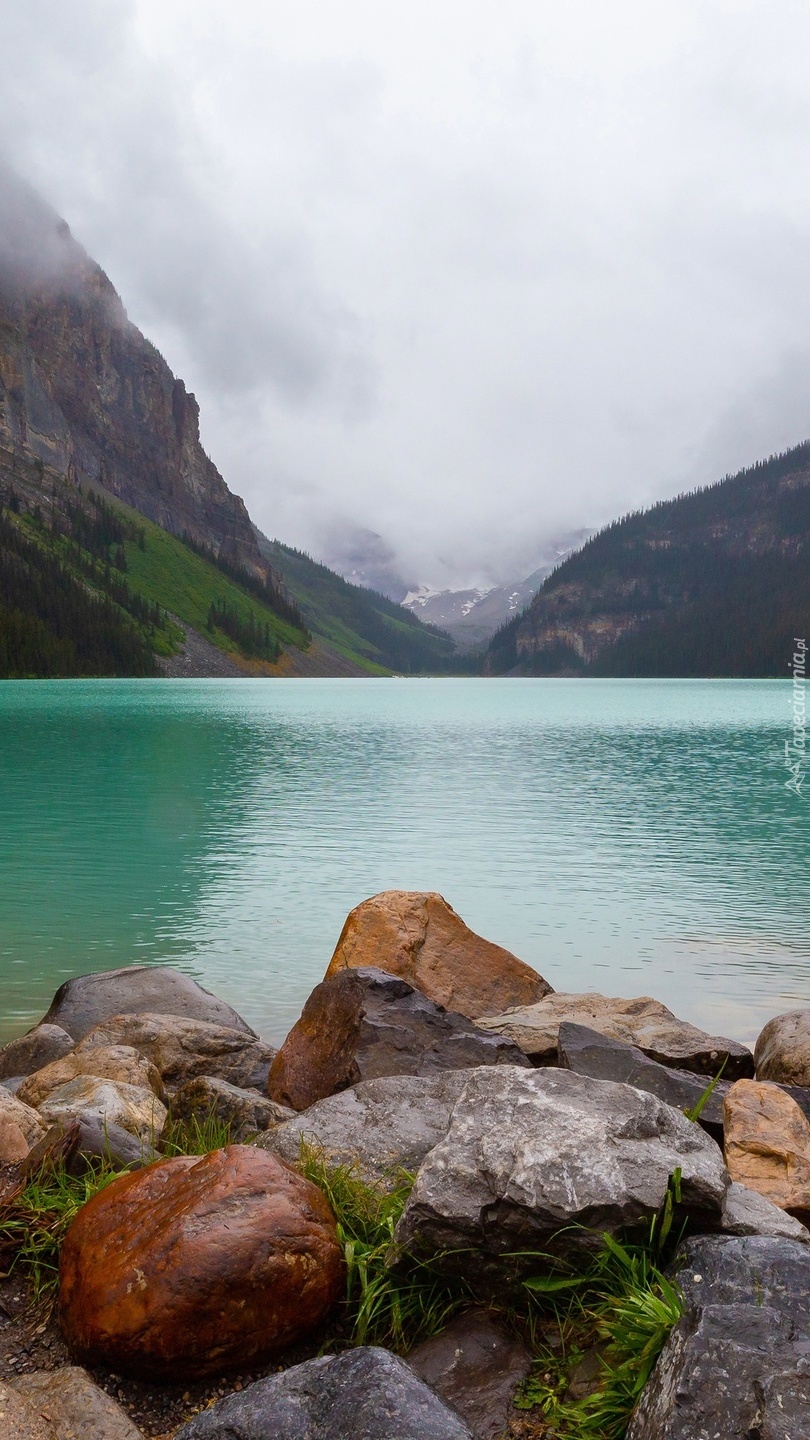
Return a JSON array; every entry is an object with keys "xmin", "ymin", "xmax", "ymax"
[{"xmin": 0, "ymin": 678, "xmax": 806, "ymax": 1047}]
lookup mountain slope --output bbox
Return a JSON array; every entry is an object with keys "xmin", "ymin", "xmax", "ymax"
[
  {"xmin": 259, "ymin": 537, "xmax": 458, "ymax": 674},
  {"xmin": 485, "ymin": 444, "xmax": 810, "ymax": 677}
]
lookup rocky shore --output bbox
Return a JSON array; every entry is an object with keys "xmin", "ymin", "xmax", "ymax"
[{"xmin": 1, "ymin": 891, "xmax": 810, "ymax": 1438}]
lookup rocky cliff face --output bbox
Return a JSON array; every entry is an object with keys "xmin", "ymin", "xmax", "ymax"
[{"xmin": 0, "ymin": 168, "xmax": 268, "ymax": 579}]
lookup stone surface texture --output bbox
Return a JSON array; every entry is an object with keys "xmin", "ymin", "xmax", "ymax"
[
  {"xmin": 407, "ymin": 1309, "xmax": 532, "ymax": 1440},
  {"xmin": 37, "ymin": 1076, "xmax": 167, "ymax": 1145},
  {"xmin": 627, "ymin": 1234, "xmax": 810, "ymax": 1439},
  {"xmin": 59, "ymin": 1145, "xmax": 344, "ymax": 1378},
  {"xmin": 268, "ymin": 968, "xmax": 529, "ymax": 1112},
  {"xmin": 0, "ymin": 1091, "xmax": 47, "ymax": 1147},
  {"xmin": 477, "ymin": 992, "xmax": 753, "ymax": 1078},
  {"xmin": 755, "ymin": 1008, "xmax": 810, "ymax": 1086},
  {"xmin": 395, "ymin": 1067, "xmax": 728, "ymax": 1273},
  {"xmin": 40, "ymin": 966, "xmax": 255, "ymax": 1042},
  {"xmin": 11, "ymin": 1367, "xmax": 143, "ymax": 1440},
  {"xmin": 0, "ymin": 1113, "xmax": 31, "ymax": 1163},
  {"xmin": 324, "ymin": 890, "xmax": 550, "ymax": 1020},
  {"xmin": 723, "ymin": 1078, "xmax": 810, "ymax": 1221},
  {"xmin": 259, "ymin": 1070, "xmax": 470, "ymax": 1183},
  {"xmin": 170, "ymin": 1076, "xmax": 293, "ymax": 1140},
  {"xmin": 17, "ymin": 1044, "xmax": 164, "ymax": 1110},
  {"xmin": 0, "ymin": 1025, "xmax": 74, "ymax": 1080},
  {"xmin": 0, "ymin": 1381, "xmax": 57, "ymax": 1440},
  {"xmin": 80, "ymin": 1013, "xmax": 275, "ymax": 1093},
  {"xmin": 558, "ymin": 1022, "xmax": 728, "ymax": 1140},
  {"xmin": 174, "ymin": 1346, "xmax": 474, "ymax": 1440},
  {"xmin": 720, "ymin": 1180, "xmax": 810, "ymax": 1242}
]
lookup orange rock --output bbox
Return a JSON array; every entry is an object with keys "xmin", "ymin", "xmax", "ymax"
[
  {"xmin": 59, "ymin": 1145, "xmax": 344, "ymax": 1378},
  {"xmin": 324, "ymin": 891, "xmax": 550, "ymax": 1020},
  {"xmin": 724, "ymin": 1079, "xmax": 810, "ymax": 1223}
]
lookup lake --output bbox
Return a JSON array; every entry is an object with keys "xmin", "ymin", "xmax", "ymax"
[{"xmin": 0, "ymin": 678, "xmax": 806, "ymax": 1050}]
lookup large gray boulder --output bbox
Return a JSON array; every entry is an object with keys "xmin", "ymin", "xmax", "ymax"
[
  {"xmin": 11, "ymin": 1367, "xmax": 143, "ymax": 1440},
  {"xmin": 394, "ymin": 1067, "xmax": 728, "ymax": 1275},
  {"xmin": 558, "ymin": 1022, "xmax": 729, "ymax": 1141},
  {"xmin": 720, "ymin": 1180, "xmax": 810, "ymax": 1243},
  {"xmin": 174, "ymin": 1347, "xmax": 474, "ymax": 1440},
  {"xmin": 39, "ymin": 966, "xmax": 255, "ymax": 1041},
  {"xmin": 476, "ymin": 992, "xmax": 753, "ymax": 1078},
  {"xmin": 258, "ymin": 1071, "xmax": 471, "ymax": 1183},
  {"xmin": 79, "ymin": 1013, "xmax": 276, "ymax": 1093},
  {"xmin": 407, "ymin": 1309, "xmax": 532, "ymax": 1440},
  {"xmin": 627, "ymin": 1234, "xmax": 810, "ymax": 1438},
  {"xmin": 268, "ymin": 968, "xmax": 529, "ymax": 1112},
  {"xmin": 0, "ymin": 1024, "xmax": 74, "ymax": 1080}
]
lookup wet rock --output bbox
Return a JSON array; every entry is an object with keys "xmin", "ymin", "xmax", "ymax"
[
  {"xmin": 0, "ymin": 1090, "xmax": 47, "ymax": 1148},
  {"xmin": 0, "ymin": 1024, "xmax": 74, "ymax": 1080},
  {"xmin": 174, "ymin": 1346, "xmax": 474, "ymax": 1440},
  {"xmin": 755, "ymin": 1007, "xmax": 810, "ymax": 1086},
  {"xmin": 724, "ymin": 1078, "xmax": 810, "ymax": 1221},
  {"xmin": 627, "ymin": 1234, "xmax": 810, "ymax": 1439},
  {"xmin": 17, "ymin": 1044, "xmax": 164, "ymax": 1110},
  {"xmin": 407, "ymin": 1309, "xmax": 532, "ymax": 1439},
  {"xmin": 477, "ymin": 991, "xmax": 753, "ymax": 1078},
  {"xmin": 39, "ymin": 965, "xmax": 255, "ymax": 1042},
  {"xmin": 259, "ymin": 1070, "xmax": 470, "ymax": 1184},
  {"xmin": 0, "ymin": 1113, "xmax": 30, "ymax": 1163},
  {"xmin": 11, "ymin": 1367, "xmax": 143, "ymax": 1440},
  {"xmin": 79, "ymin": 1013, "xmax": 276, "ymax": 1093},
  {"xmin": 0, "ymin": 1381, "xmax": 57, "ymax": 1440},
  {"xmin": 720, "ymin": 1180, "xmax": 810, "ymax": 1242},
  {"xmin": 59, "ymin": 1145, "xmax": 344, "ymax": 1378},
  {"xmin": 170, "ymin": 1076, "xmax": 293, "ymax": 1140},
  {"xmin": 558, "ymin": 1022, "xmax": 728, "ymax": 1141},
  {"xmin": 324, "ymin": 890, "xmax": 550, "ymax": 1020},
  {"xmin": 269, "ymin": 968, "xmax": 529, "ymax": 1111},
  {"xmin": 68, "ymin": 1115, "xmax": 160, "ymax": 1171},
  {"xmin": 395, "ymin": 1067, "xmax": 728, "ymax": 1277},
  {"xmin": 38, "ymin": 1076, "xmax": 167, "ymax": 1145}
]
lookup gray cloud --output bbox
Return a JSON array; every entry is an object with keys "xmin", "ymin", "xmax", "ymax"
[{"xmin": 2, "ymin": 0, "xmax": 810, "ymax": 587}]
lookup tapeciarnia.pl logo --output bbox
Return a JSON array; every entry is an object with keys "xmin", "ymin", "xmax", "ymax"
[{"xmin": 785, "ymin": 637, "xmax": 807, "ymax": 796}]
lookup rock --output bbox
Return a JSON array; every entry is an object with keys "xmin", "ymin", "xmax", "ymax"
[
  {"xmin": 38, "ymin": 1077, "xmax": 167, "ymax": 1146},
  {"xmin": 558, "ymin": 1022, "xmax": 728, "ymax": 1141},
  {"xmin": 627, "ymin": 1234, "xmax": 810, "ymax": 1439},
  {"xmin": 0, "ymin": 1114, "xmax": 30, "ymax": 1163},
  {"xmin": 11, "ymin": 1367, "xmax": 143, "ymax": 1440},
  {"xmin": 407, "ymin": 1309, "xmax": 532, "ymax": 1440},
  {"xmin": 755, "ymin": 1007, "xmax": 810, "ymax": 1085},
  {"xmin": 79, "ymin": 1013, "xmax": 276, "ymax": 1093},
  {"xmin": 174, "ymin": 1346, "xmax": 474, "ymax": 1440},
  {"xmin": 59, "ymin": 1145, "xmax": 344, "ymax": 1378},
  {"xmin": 39, "ymin": 965, "xmax": 255, "ymax": 1042},
  {"xmin": 0, "ymin": 1077, "xmax": 26, "ymax": 1094},
  {"xmin": 17, "ymin": 1044, "xmax": 165, "ymax": 1110},
  {"xmin": 0, "ymin": 1024, "xmax": 74, "ymax": 1080},
  {"xmin": 0, "ymin": 1090, "xmax": 47, "ymax": 1147},
  {"xmin": 259, "ymin": 1070, "xmax": 470, "ymax": 1184},
  {"xmin": 170, "ymin": 1076, "xmax": 294, "ymax": 1140},
  {"xmin": 268, "ymin": 968, "xmax": 530, "ymax": 1111},
  {"xmin": 68, "ymin": 1116, "xmax": 161, "ymax": 1171},
  {"xmin": 477, "ymin": 991, "xmax": 754, "ymax": 1079},
  {"xmin": 723, "ymin": 1078, "xmax": 810, "ymax": 1221},
  {"xmin": 395, "ymin": 1067, "xmax": 728, "ymax": 1276},
  {"xmin": 0, "ymin": 1381, "xmax": 57, "ymax": 1440},
  {"xmin": 324, "ymin": 890, "xmax": 550, "ymax": 1020},
  {"xmin": 720, "ymin": 1180, "xmax": 810, "ymax": 1242}
]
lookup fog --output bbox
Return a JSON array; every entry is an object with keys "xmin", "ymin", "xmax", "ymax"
[{"xmin": 3, "ymin": 0, "xmax": 810, "ymax": 587}]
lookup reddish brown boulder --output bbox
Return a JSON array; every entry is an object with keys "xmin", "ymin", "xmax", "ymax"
[
  {"xmin": 724, "ymin": 1079, "xmax": 810, "ymax": 1223},
  {"xmin": 59, "ymin": 1146, "xmax": 344, "ymax": 1378},
  {"xmin": 324, "ymin": 891, "xmax": 550, "ymax": 1020},
  {"xmin": 268, "ymin": 968, "xmax": 530, "ymax": 1112}
]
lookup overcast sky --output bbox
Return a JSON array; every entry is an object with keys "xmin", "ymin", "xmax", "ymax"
[{"xmin": 3, "ymin": 0, "xmax": 810, "ymax": 587}]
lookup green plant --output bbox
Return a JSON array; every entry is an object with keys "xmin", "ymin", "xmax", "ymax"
[
  {"xmin": 0, "ymin": 1156, "xmax": 125, "ymax": 1299},
  {"xmin": 160, "ymin": 1110, "xmax": 234, "ymax": 1157},
  {"xmin": 684, "ymin": 1059, "xmax": 728, "ymax": 1125},
  {"xmin": 296, "ymin": 1145, "xmax": 469, "ymax": 1351}
]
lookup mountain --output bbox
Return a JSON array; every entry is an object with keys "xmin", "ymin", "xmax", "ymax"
[
  {"xmin": 314, "ymin": 524, "xmax": 411, "ymax": 601},
  {"xmin": 0, "ymin": 168, "xmax": 456, "ymax": 678},
  {"xmin": 484, "ymin": 445, "xmax": 810, "ymax": 677}
]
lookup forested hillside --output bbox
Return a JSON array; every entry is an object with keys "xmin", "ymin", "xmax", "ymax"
[{"xmin": 485, "ymin": 444, "xmax": 810, "ymax": 677}]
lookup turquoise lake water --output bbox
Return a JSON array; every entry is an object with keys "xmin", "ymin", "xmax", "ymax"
[{"xmin": 0, "ymin": 678, "xmax": 806, "ymax": 1049}]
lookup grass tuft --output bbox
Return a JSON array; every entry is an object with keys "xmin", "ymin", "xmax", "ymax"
[{"xmin": 0, "ymin": 1156, "xmax": 125, "ymax": 1299}]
